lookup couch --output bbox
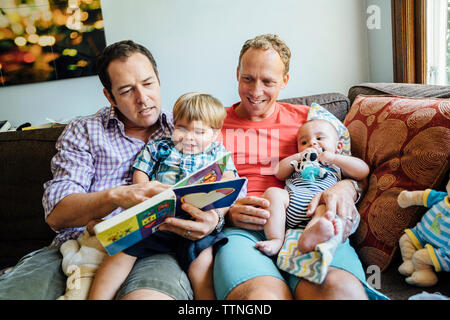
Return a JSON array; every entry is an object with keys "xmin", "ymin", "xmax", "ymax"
[{"xmin": 1, "ymin": 82, "xmax": 449, "ymax": 300}]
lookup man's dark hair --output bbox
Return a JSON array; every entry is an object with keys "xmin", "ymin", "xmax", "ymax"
[{"xmin": 96, "ymin": 40, "xmax": 159, "ymax": 102}]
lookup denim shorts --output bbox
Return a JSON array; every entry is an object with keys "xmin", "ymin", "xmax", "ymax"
[
  {"xmin": 0, "ymin": 246, "xmax": 193, "ymax": 300},
  {"xmin": 213, "ymin": 227, "xmax": 388, "ymax": 300}
]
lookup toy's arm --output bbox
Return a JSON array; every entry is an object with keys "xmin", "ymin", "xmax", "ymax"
[
  {"xmin": 60, "ymin": 240, "xmax": 80, "ymax": 275},
  {"xmin": 398, "ymin": 190, "xmax": 426, "ymax": 208},
  {"xmin": 274, "ymin": 153, "xmax": 303, "ymax": 180}
]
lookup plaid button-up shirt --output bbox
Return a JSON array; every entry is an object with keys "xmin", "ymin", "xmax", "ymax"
[{"xmin": 42, "ymin": 106, "xmax": 173, "ymax": 246}]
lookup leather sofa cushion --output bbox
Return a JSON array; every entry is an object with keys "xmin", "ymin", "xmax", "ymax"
[{"xmin": 0, "ymin": 127, "xmax": 65, "ymax": 268}]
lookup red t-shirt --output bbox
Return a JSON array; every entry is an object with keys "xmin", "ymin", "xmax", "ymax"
[{"xmin": 220, "ymin": 102, "xmax": 310, "ymax": 196}]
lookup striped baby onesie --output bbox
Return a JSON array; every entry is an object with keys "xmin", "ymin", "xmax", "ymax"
[{"xmin": 285, "ymin": 166, "xmax": 341, "ymax": 229}]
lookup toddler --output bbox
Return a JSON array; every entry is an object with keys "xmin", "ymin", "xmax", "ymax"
[
  {"xmin": 255, "ymin": 119, "xmax": 369, "ymax": 256},
  {"xmin": 89, "ymin": 92, "xmax": 237, "ymax": 300}
]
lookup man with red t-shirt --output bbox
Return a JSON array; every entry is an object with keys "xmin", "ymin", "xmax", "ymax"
[
  {"xmin": 214, "ymin": 34, "xmax": 386, "ymax": 300},
  {"xmin": 222, "ymin": 101, "xmax": 308, "ymax": 196}
]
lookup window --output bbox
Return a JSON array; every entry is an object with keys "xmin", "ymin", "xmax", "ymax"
[
  {"xmin": 426, "ymin": 0, "xmax": 449, "ymax": 85},
  {"xmin": 391, "ymin": 0, "xmax": 426, "ymax": 83}
]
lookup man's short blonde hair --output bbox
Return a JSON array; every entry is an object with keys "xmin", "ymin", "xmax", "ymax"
[
  {"xmin": 238, "ymin": 34, "xmax": 291, "ymax": 76},
  {"xmin": 172, "ymin": 92, "xmax": 227, "ymax": 129}
]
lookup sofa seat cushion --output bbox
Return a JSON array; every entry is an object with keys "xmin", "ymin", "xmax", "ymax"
[{"xmin": 344, "ymin": 95, "xmax": 450, "ymax": 271}]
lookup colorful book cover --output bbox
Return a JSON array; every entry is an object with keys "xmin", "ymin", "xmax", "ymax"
[{"xmin": 95, "ymin": 189, "xmax": 176, "ymax": 256}]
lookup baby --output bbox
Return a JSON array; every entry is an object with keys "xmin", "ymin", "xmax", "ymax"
[
  {"xmin": 255, "ymin": 119, "xmax": 369, "ymax": 256},
  {"xmin": 89, "ymin": 92, "xmax": 237, "ymax": 300}
]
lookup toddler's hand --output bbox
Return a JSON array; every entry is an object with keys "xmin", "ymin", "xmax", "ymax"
[{"xmin": 318, "ymin": 151, "xmax": 335, "ymax": 166}]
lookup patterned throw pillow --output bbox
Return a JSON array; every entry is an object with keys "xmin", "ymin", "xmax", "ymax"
[
  {"xmin": 307, "ymin": 103, "xmax": 351, "ymax": 155},
  {"xmin": 344, "ymin": 95, "xmax": 450, "ymax": 271}
]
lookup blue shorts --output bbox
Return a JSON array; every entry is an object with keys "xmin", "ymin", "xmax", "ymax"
[{"xmin": 213, "ymin": 227, "xmax": 388, "ymax": 300}]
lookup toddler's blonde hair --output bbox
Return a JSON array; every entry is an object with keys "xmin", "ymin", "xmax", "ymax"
[{"xmin": 173, "ymin": 92, "xmax": 226, "ymax": 129}]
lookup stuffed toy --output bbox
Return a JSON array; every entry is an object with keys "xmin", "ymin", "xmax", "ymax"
[
  {"xmin": 397, "ymin": 176, "xmax": 450, "ymax": 287},
  {"xmin": 57, "ymin": 229, "xmax": 107, "ymax": 300},
  {"xmin": 290, "ymin": 148, "xmax": 328, "ymax": 182}
]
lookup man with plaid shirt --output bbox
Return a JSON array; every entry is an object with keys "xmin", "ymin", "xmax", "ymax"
[{"xmin": 0, "ymin": 40, "xmax": 220, "ymax": 300}]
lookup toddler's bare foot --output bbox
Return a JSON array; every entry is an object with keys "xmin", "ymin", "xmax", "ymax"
[
  {"xmin": 297, "ymin": 217, "xmax": 336, "ymax": 253},
  {"xmin": 255, "ymin": 239, "xmax": 284, "ymax": 256}
]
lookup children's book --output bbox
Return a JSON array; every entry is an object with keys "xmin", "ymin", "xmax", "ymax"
[{"xmin": 94, "ymin": 153, "xmax": 246, "ymax": 255}]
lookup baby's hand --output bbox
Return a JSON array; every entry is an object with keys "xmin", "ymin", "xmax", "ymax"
[{"xmin": 318, "ymin": 151, "xmax": 336, "ymax": 166}]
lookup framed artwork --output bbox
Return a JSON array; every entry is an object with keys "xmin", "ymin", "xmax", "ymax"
[{"xmin": 0, "ymin": 0, "xmax": 106, "ymax": 87}]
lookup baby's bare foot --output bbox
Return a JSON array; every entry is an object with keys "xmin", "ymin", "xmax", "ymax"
[
  {"xmin": 255, "ymin": 239, "xmax": 284, "ymax": 256},
  {"xmin": 298, "ymin": 218, "xmax": 335, "ymax": 253}
]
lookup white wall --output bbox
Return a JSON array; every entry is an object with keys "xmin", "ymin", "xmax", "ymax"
[
  {"xmin": 366, "ymin": 0, "xmax": 394, "ymax": 83},
  {"xmin": 1, "ymin": 0, "xmax": 379, "ymax": 127}
]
